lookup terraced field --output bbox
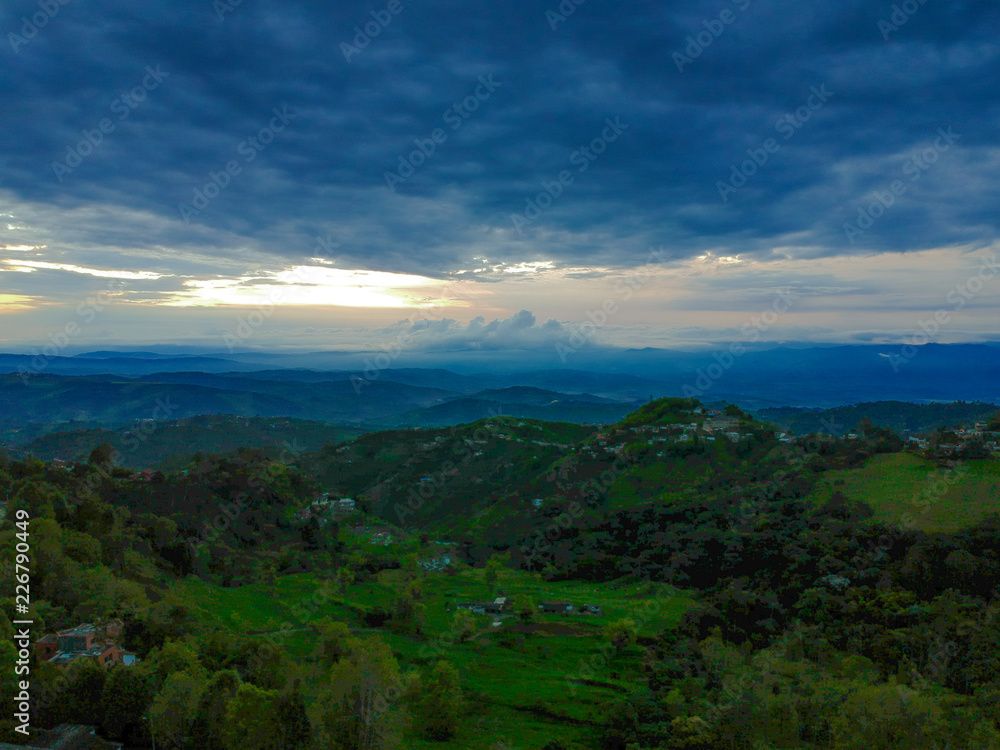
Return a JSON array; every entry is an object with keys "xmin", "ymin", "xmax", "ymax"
[{"xmin": 173, "ymin": 568, "xmax": 695, "ymax": 748}]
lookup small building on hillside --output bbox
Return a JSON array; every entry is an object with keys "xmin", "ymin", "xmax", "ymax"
[
  {"xmin": 369, "ymin": 530, "xmax": 394, "ymax": 545},
  {"xmin": 704, "ymin": 417, "xmax": 739, "ymax": 433},
  {"xmin": 418, "ymin": 555, "xmax": 452, "ymax": 571},
  {"xmin": 329, "ymin": 497, "xmax": 355, "ymax": 514},
  {"xmin": 50, "ymin": 642, "xmax": 122, "ymax": 668},
  {"xmin": 33, "ymin": 621, "xmax": 132, "ymax": 670},
  {"xmin": 536, "ymin": 601, "xmax": 602, "ymax": 616},
  {"xmin": 456, "ymin": 598, "xmax": 511, "ymax": 616}
]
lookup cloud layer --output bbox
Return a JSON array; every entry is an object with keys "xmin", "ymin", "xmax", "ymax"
[{"xmin": 1, "ymin": 0, "xmax": 998, "ymax": 348}]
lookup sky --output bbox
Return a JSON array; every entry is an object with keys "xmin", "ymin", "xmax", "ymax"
[{"xmin": 1, "ymin": 0, "xmax": 998, "ymax": 354}]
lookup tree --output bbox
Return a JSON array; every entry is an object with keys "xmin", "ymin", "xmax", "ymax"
[
  {"xmin": 0, "ymin": 642, "xmax": 22, "ymax": 743},
  {"xmin": 277, "ymin": 679, "xmax": 312, "ymax": 750},
  {"xmin": 88, "ymin": 443, "xmax": 117, "ymax": 469},
  {"xmin": 830, "ymin": 685, "xmax": 946, "ymax": 750},
  {"xmin": 321, "ymin": 636, "xmax": 405, "ymax": 749},
  {"xmin": 391, "ymin": 588, "xmax": 426, "ymax": 636},
  {"xmin": 190, "ymin": 670, "xmax": 241, "ymax": 750},
  {"xmin": 314, "ymin": 619, "xmax": 356, "ymax": 667},
  {"xmin": 149, "ymin": 671, "xmax": 208, "ymax": 749},
  {"xmin": 402, "ymin": 554, "xmax": 420, "ymax": 581},
  {"xmin": 414, "ymin": 661, "xmax": 463, "ymax": 741},
  {"xmin": 240, "ymin": 640, "xmax": 291, "ymax": 690},
  {"xmin": 338, "ymin": 566, "xmax": 355, "ymax": 593},
  {"xmin": 517, "ymin": 596, "xmax": 538, "ymax": 624},
  {"xmin": 451, "ymin": 609, "xmax": 476, "ymax": 643},
  {"xmin": 222, "ymin": 683, "xmax": 283, "ymax": 750},
  {"xmin": 0, "ymin": 614, "xmax": 12, "ymax": 648},
  {"xmin": 604, "ymin": 618, "xmax": 638, "ymax": 649},
  {"xmin": 968, "ymin": 719, "xmax": 1000, "ymax": 750},
  {"xmin": 483, "ymin": 555, "xmax": 507, "ymax": 595},
  {"xmin": 63, "ymin": 659, "xmax": 108, "ymax": 725},
  {"xmin": 668, "ymin": 716, "xmax": 716, "ymax": 748},
  {"xmin": 12, "ymin": 480, "xmax": 65, "ymax": 520},
  {"xmin": 100, "ymin": 666, "xmax": 154, "ymax": 743},
  {"xmin": 150, "ymin": 641, "xmax": 204, "ymax": 687}
]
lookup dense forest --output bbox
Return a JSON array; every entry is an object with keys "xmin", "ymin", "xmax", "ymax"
[{"xmin": 2, "ymin": 398, "xmax": 1000, "ymax": 748}]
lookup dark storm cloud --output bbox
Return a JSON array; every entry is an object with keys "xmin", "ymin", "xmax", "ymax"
[{"xmin": 1, "ymin": 0, "xmax": 998, "ymax": 277}]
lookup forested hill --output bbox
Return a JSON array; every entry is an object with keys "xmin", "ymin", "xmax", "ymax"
[
  {"xmin": 12, "ymin": 416, "xmax": 365, "ymax": 470},
  {"xmin": 2, "ymin": 397, "xmax": 1000, "ymax": 748}
]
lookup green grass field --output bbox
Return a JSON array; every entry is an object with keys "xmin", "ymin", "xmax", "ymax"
[
  {"xmin": 172, "ymin": 567, "xmax": 695, "ymax": 748},
  {"xmin": 806, "ymin": 452, "xmax": 1000, "ymax": 532}
]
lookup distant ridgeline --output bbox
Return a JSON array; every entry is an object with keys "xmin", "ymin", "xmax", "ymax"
[
  {"xmin": 757, "ymin": 400, "xmax": 999, "ymax": 436},
  {"xmin": 5, "ymin": 415, "xmax": 365, "ymax": 470}
]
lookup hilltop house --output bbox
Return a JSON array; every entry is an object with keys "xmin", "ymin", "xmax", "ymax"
[{"xmin": 704, "ymin": 416, "xmax": 739, "ymax": 433}]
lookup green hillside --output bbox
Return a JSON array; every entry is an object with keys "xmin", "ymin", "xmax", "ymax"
[
  {"xmin": 806, "ymin": 451, "xmax": 1000, "ymax": 532},
  {"xmin": 4, "ymin": 396, "xmax": 1000, "ymax": 749},
  {"xmin": 172, "ymin": 568, "xmax": 695, "ymax": 749}
]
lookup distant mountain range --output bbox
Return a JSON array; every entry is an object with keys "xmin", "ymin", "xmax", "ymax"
[
  {"xmin": 0, "ymin": 370, "xmax": 644, "ymax": 446},
  {"xmin": 1, "ymin": 344, "xmax": 999, "ymax": 443}
]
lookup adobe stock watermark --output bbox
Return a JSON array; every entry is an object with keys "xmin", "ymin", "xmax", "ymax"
[
  {"xmin": 878, "ymin": 0, "xmax": 931, "ymax": 41},
  {"xmin": 178, "ymin": 105, "xmax": 298, "ymax": 223},
  {"xmin": 521, "ymin": 453, "xmax": 641, "ymax": 570},
  {"xmin": 213, "ymin": 0, "xmax": 244, "ymax": 22},
  {"xmin": 340, "ymin": 0, "xmax": 409, "ymax": 63},
  {"xmin": 717, "ymin": 85, "xmax": 833, "ymax": 202},
  {"xmin": 546, "ymin": 0, "xmax": 586, "ymax": 30},
  {"xmin": 556, "ymin": 245, "xmax": 668, "ymax": 363},
  {"xmin": 564, "ymin": 583, "xmax": 680, "ymax": 696},
  {"xmin": 7, "ymin": 0, "xmax": 74, "ymax": 54},
  {"xmin": 392, "ymin": 416, "xmax": 503, "ymax": 525},
  {"xmin": 347, "ymin": 279, "xmax": 485, "ymax": 394},
  {"xmin": 884, "ymin": 255, "xmax": 998, "ymax": 373},
  {"xmin": 843, "ymin": 127, "xmax": 959, "ymax": 244},
  {"xmin": 682, "ymin": 289, "xmax": 799, "ymax": 398},
  {"xmin": 16, "ymin": 280, "xmax": 128, "ymax": 384},
  {"xmin": 223, "ymin": 239, "xmax": 332, "ymax": 352},
  {"xmin": 119, "ymin": 396, "xmax": 180, "ymax": 455},
  {"xmin": 348, "ymin": 323, "xmax": 428, "ymax": 394},
  {"xmin": 510, "ymin": 116, "xmax": 628, "ymax": 235},
  {"xmin": 51, "ymin": 65, "xmax": 170, "ymax": 182},
  {"xmin": 184, "ymin": 437, "xmax": 309, "ymax": 556},
  {"xmin": 384, "ymin": 74, "xmax": 502, "ymax": 192},
  {"xmin": 672, "ymin": 0, "xmax": 753, "ymax": 73}
]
